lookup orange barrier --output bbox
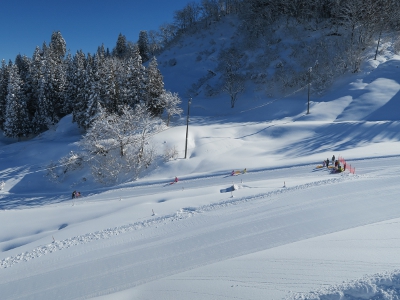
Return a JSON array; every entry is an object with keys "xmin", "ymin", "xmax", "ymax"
[{"xmin": 338, "ymin": 156, "xmax": 355, "ymax": 174}]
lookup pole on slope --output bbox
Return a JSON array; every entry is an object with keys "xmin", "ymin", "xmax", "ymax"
[
  {"xmin": 184, "ymin": 98, "xmax": 192, "ymax": 159},
  {"xmin": 375, "ymin": 19, "xmax": 383, "ymax": 60},
  {"xmin": 307, "ymin": 67, "xmax": 312, "ymax": 114}
]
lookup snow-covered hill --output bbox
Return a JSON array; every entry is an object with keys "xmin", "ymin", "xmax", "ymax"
[{"xmin": 2, "ymin": 21, "xmax": 400, "ymax": 299}]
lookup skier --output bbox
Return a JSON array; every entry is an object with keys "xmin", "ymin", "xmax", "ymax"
[
  {"xmin": 344, "ymin": 162, "xmax": 347, "ymax": 171},
  {"xmin": 174, "ymin": 176, "xmax": 179, "ymax": 183},
  {"xmin": 326, "ymin": 158, "xmax": 329, "ymax": 168},
  {"xmin": 72, "ymin": 191, "xmax": 76, "ymax": 199},
  {"xmin": 231, "ymin": 170, "xmax": 235, "ymax": 176},
  {"xmin": 332, "ymin": 155, "xmax": 335, "ymax": 164}
]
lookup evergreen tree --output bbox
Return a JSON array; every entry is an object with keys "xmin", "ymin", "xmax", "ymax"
[
  {"xmin": 145, "ymin": 57, "xmax": 165, "ymax": 116},
  {"xmin": 97, "ymin": 44, "xmax": 106, "ymax": 59},
  {"xmin": 49, "ymin": 31, "xmax": 67, "ymax": 63},
  {"xmin": 29, "ymin": 46, "xmax": 42, "ymax": 118},
  {"xmin": 48, "ymin": 54, "xmax": 67, "ymax": 120},
  {"xmin": 117, "ymin": 58, "xmax": 130, "ymax": 109},
  {"xmin": 4, "ymin": 65, "xmax": 30, "ymax": 139},
  {"xmin": 32, "ymin": 43, "xmax": 67, "ymax": 132},
  {"xmin": 124, "ymin": 44, "xmax": 146, "ymax": 108},
  {"xmin": 124, "ymin": 58, "xmax": 139, "ymax": 107},
  {"xmin": 71, "ymin": 50, "xmax": 87, "ymax": 125},
  {"xmin": 101, "ymin": 58, "xmax": 120, "ymax": 114},
  {"xmin": 41, "ymin": 41, "xmax": 49, "ymax": 57},
  {"xmin": 84, "ymin": 97, "xmax": 104, "ymax": 130},
  {"xmin": 138, "ymin": 30, "xmax": 149, "ymax": 62},
  {"xmin": 132, "ymin": 44, "xmax": 147, "ymax": 103},
  {"xmin": 82, "ymin": 53, "xmax": 103, "ymax": 129},
  {"xmin": 62, "ymin": 52, "xmax": 75, "ymax": 115},
  {"xmin": 74, "ymin": 52, "xmax": 92, "ymax": 128},
  {"xmin": 15, "ymin": 55, "xmax": 35, "ymax": 122},
  {"xmin": 0, "ymin": 60, "xmax": 10, "ymax": 130},
  {"xmin": 32, "ymin": 60, "xmax": 53, "ymax": 133},
  {"xmin": 113, "ymin": 33, "xmax": 128, "ymax": 59}
]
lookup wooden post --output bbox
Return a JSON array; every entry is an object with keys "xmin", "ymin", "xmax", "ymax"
[{"xmin": 184, "ymin": 98, "xmax": 192, "ymax": 159}]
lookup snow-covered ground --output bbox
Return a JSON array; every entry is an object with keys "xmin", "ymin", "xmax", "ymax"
[{"xmin": 2, "ymin": 43, "xmax": 400, "ymax": 299}]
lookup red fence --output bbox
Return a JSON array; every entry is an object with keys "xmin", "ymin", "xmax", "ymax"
[{"xmin": 338, "ymin": 156, "xmax": 355, "ymax": 174}]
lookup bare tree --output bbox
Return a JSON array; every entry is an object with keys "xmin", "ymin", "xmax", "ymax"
[
  {"xmin": 158, "ymin": 23, "xmax": 177, "ymax": 47},
  {"xmin": 218, "ymin": 47, "xmax": 246, "ymax": 108},
  {"xmin": 148, "ymin": 30, "xmax": 162, "ymax": 56},
  {"xmin": 222, "ymin": 72, "xmax": 245, "ymax": 108}
]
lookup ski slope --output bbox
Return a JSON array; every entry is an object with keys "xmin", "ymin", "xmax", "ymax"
[
  {"xmin": 1, "ymin": 46, "xmax": 400, "ymax": 299},
  {"xmin": 2, "ymin": 158, "xmax": 400, "ymax": 299}
]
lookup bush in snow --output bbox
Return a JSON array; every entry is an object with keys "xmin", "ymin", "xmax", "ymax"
[
  {"xmin": 163, "ymin": 145, "xmax": 179, "ymax": 162},
  {"xmin": 46, "ymin": 151, "xmax": 84, "ymax": 183},
  {"xmin": 168, "ymin": 58, "xmax": 177, "ymax": 66}
]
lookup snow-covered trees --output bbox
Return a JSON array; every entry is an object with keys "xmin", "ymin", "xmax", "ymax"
[
  {"xmin": 0, "ymin": 29, "xmax": 173, "ymax": 139},
  {"xmin": 80, "ymin": 104, "xmax": 165, "ymax": 184},
  {"xmin": 4, "ymin": 65, "xmax": 30, "ymax": 138},
  {"xmin": 0, "ymin": 60, "xmax": 10, "ymax": 130},
  {"xmin": 145, "ymin": 57, "xmax": 165, "ymax": 116},
  {"xmin": 138, "ymin": 30, "xmax": 149, "ymax": 62},
  {"xmin": 160, "ymin": 91, "xmax": 183, "ymax": 126},
  {"xmin": 113, "ymin": 33, "xmax": 128, "ymax": 59},
  {"xmin": 49, "ymin": 31, "xmax": 67, "ymax": 63}
]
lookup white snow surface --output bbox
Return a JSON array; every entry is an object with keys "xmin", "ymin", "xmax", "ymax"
[{"xmin": 2, "ymin": 42, "xmax": 400, "ymax": 299}]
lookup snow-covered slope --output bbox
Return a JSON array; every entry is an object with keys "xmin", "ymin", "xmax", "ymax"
[{"xmin": 1, "ymin": 26, "xmax": 400, "ymax": 299}]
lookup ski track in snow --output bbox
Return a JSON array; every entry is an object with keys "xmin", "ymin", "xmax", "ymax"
[{"xmin": 0, "ymin": 173, "xmax": 359, "ymax": 269}]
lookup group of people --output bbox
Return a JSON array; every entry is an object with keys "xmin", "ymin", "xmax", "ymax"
[
  {"xmin": 322, "ymin": 155, "xmax": 346, "ymax": 172},
  {"xmin": 72, "ymin": 190, "xmax": 81, "ymax": 199}
]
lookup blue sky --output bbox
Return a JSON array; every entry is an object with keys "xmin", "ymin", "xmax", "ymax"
[{"xmin": 0, "ymin": 0, "xmax": 191, "ymax": 62}]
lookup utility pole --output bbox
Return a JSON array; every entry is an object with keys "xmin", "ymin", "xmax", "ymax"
[
  {"xmin": 375, "ymin": 25, "xmax": 383, "ymax": 60},
  {"xmin": 184, "ymin": 98, "xmax": 192, "ymax": 159},
  {"xmin": 307, "ymin": 67, "xmax": 312, "ymax": 114}
]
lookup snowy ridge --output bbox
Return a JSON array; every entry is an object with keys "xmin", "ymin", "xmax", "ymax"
[{"xmin": 0, "ymin": 174, "xmax": 357, "ymax": 269}]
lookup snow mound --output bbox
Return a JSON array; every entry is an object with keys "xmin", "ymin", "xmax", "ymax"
[{"xmin": 288, "ymin": 271, "xmax": 400, "ymax": 300}]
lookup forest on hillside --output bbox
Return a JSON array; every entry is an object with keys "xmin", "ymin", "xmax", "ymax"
[
  {"xmin": 1, "ymin": 0, "xmax": 399, "ymax": 138},
  {"xmin": 167, "ymin": 0, "xmax": 400, "ymax": 106}
]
